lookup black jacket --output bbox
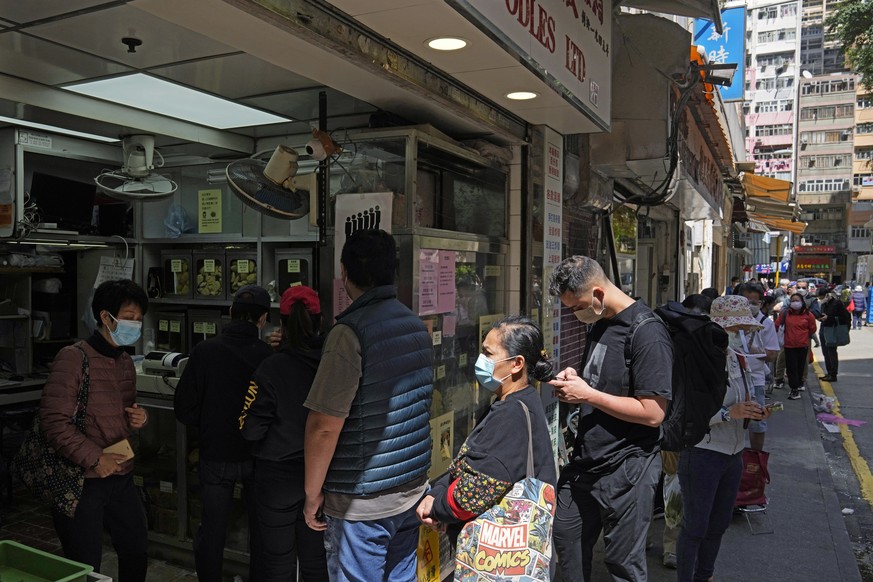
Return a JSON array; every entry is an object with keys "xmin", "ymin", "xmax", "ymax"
[
  {"xmin": 240, "ymin": 335, "xmax": 325, "ymax": 462},
  {"xmin": 820, "ymin": 296, "xmax": 851, "ymax": 328},
  {"xmin": 174, "ymin": 320, "xmax": 273, "ymax": 462}
]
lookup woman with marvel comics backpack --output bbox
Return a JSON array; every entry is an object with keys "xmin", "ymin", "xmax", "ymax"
[{"xmin": 416, "ymin": 315, "xmax": 557, "ymax": 579}]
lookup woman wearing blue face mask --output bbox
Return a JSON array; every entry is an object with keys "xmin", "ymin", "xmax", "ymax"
[
  {"xmin": 39, "ymin": 279, "xmax": 150, "ymax": 582},
  {"xmin": 416, "ymin": 315, "xmax": 557, "ymax": 536}
]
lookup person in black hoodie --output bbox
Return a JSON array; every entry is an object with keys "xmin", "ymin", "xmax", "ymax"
[
  {"xmin": 174, "ymin": 285, "xmax": 274, "ymax": 582},
  {"xmin": 240, "ymin": 285, "xmax": 328, "ymax": 581}
]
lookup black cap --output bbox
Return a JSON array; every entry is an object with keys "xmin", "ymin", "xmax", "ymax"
[{"xmin": 233, "ymin": 284, "xmax": 271, "ymax": 311}]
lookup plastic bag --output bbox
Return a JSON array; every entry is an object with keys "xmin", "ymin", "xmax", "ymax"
[
  {"xmin": 663, "ymin": 472, "xmax": 683, "ymax": 529},
  {"xmin": 812, "ymin": 392, "xmax": 836, "ymax": 413},
  {"xmin": 164, "ymin": 203, "xmax": 194, "ymax": 238}
]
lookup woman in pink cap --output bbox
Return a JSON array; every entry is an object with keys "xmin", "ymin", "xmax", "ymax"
[{"xmin": 240, "ymin": 285, "xmax": 327, "ymax": 581}]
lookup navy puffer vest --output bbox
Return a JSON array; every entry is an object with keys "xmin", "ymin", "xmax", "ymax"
[{"xmin": 325, "ymin": 285, "xmax": 434, "ymax": 495}]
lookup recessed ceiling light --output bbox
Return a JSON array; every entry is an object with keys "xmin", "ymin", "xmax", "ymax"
[
  {"xmin": 427, "ymin": 37, "xmax": 468, "ymax": 51},
  {"xmin": 506, "ymin": 91, "xmax": 538, "ymax": 100},
  {"xmin": 62, "ymin": 74, "xmax": 291, "ymax": 129},
  {"xmin": 0, "ymin": 115, "xmax": 119, "ymax": 143}
]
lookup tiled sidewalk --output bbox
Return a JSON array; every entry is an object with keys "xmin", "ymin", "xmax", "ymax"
[{"xmin": 0, "ymin": 486, "xmax": 198, "ymax": 582}]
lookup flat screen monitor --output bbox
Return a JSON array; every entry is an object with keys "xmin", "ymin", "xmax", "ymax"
[{"xmin": 29, "ymin": 172, "xmax": 96, "ymax": 234}]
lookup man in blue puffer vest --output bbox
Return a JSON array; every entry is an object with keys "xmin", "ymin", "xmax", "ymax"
[{"xmin": 303, "ymin": 229, "xmax": 434, "ymax": 581}]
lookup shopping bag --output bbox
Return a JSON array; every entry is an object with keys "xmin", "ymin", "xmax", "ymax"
[
  {"xmin": 417, "ymin": 526, "xmax": 440, "ymax": 582},
  {"xmin": 454, "ymin": 402, "xmax": 555, "ymax": 581},
  {"xmin": 822, "ymin": 324, "xmax": 850, "ymax": 347},
  {"xmin": 735, "ymin": 448, "xmax": 770, "ymax": 508},
  {"xmin": 11, "ymin": 346, "xmax": 90, "ymax": 518}
]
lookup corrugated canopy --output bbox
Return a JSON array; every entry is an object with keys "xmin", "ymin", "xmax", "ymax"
[
  {"xmin": 741, "ymin": 173, "xmax": 792, "ymax": 203},
  {"xmin": 747, "ymin": 215, "xmax": 807, "ymax": 234}
]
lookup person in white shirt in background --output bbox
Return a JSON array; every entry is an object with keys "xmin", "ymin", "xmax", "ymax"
[{"xmin": 737, "ymin": 283, "xmax": 780, "ymax": 451}]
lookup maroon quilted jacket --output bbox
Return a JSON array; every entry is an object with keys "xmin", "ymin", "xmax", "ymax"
[{"xmin": 39, "ymin": 334, "xmax": 137, "ymax": 478}]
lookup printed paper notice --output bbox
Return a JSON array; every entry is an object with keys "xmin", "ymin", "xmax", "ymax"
[
  {"xmin": 428, "ymin": 411, "xmax": 454, "ymax": 480},
  {"xmin": 198, "ymin": 189, "xmax": 222, "ymax": 234},
  {"xmin": 437, "ymin": 250, "xmax": 456, "ymax": 314},
  {"xmin": 93, "ymin": 255, "xmax": 135, "ymax": 288},
  {"xmin": 419, "ymin": 249, "xmax": 439, "ymax": 315}
]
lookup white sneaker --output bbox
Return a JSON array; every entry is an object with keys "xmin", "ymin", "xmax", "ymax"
[{"xmin": 799, "ymin": 385, "xmax": 806, "ymax": 392}]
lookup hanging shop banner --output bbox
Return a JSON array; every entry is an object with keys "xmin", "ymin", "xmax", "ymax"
[
  {"xmin": 450, "ymin": 0, "xmax": 612, "ymax": 129},
  {"xmin": 795, "ymin": 257, "xmax": 832, "ymax": 271},
  {"xmin": 794, "ymin": 245, "xmax": 836, "ymax": 254},
  {"xmin": 693, "ymin": 7, "xmax": 745, "ymax": 101},
  {"xmin": 542, "ymin": 126, "xmax": 562, "ymax": 471},
  {"xmin": 333, "ymin": 192, "xmax": 394, "ymax": 318}
]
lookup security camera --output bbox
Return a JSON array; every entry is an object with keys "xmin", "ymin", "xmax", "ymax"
[{"xmin": 306, "ymin": 138, "xmax": 327, "ymax": 161}]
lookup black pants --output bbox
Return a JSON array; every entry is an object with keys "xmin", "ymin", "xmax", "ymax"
[
  {"xmin": 821, "ymin": 337, "xmax": 839, "ymax": 378},
  {"xmin": 784, "ymin": 347, "xmax": 808, "ymax": 390},
  {"xmin": 252, "ymin": 458, "xmax": 328, "ymax": 581},
  {"xmin": 553, "ymin": 453, "xmax": 661, "ymax": 581},
  {"xmin": 195, "ymin": 459, "xmax": 259, "ymax": 582},
  {"xmin": 52, "ymin": 472, "xmax": 148, "ymax": 582}
]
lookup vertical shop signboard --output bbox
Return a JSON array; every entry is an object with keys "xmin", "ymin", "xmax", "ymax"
[
  {"xmin": 542, "ymin": 127, "xmax": 563, "ymax": 468},
  {"xmin": 693, "ymin": 7, "xmax": 745, "ymax": 101},
  {"xmin": 333, "ymin": 193, "xmax": 394, "ymax": 318}
]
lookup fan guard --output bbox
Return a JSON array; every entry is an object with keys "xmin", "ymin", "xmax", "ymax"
[
  {"xmin": 226, "ymin": 158, "xmax": 310, "ymax": 220},
  {"xmin": 95, "ymin": 134, "xmax": 178, "ymax": 202}
]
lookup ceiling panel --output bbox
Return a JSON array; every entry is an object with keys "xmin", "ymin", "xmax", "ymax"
[
  {"xmin": 452, "ymin": 67, "xmax": 569, "ymax": 111},
  {"xmin": 0, "ymin": 0, "xmax": 109, "ymax": 25},
  {"xmin": 326, "ymin": 0, "xmax": 436, "ymax": 17},
  {"xmin": 245, "ymin": 87, "xmax": 377, "ymax": 122},
  {"xmin": 28, "ymin": 4, "xmax": 237, "ymax": 71},
  {"xmin": 148, "ymin": 53, "xmax": 317, "ymax": 100},
  {"xmin": 354, "ymin": 4, "xmax": 520, "ymax": 75},
  {"xmin": 0, "ymin": 32, "xmax": 133, "ymax": 86}
]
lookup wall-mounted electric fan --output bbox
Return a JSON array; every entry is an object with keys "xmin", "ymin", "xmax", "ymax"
[
  {"xmin": 226, "ymin": 145, "xmax": 315, "ymax": 220},
  {"xmin": 95, "ymin": 135, "xmax": 178, "ymax": 202}
]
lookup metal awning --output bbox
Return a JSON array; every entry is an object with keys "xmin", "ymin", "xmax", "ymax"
[
  {"xmin": 620, "ymin": 0, "xmax": 723, "ymax": 33},
  {"xmin": 741, "ymin": 173, "xmax": 792, "ymax": 203}
]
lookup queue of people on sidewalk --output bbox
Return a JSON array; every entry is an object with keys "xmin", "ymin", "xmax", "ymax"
[{"xmin": 36, "ymin": 237, "xmax": 844, "ymax": 582}]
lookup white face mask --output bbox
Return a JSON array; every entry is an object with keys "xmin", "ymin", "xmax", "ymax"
[
  {"xmin": 572, "ymin": 292, "xmax": 605, "ymax": 324},
  {"xmin": 790, "ymin": 301, "xmax": 803, "ymax": 310},
  {"xmin": 749, "ymin": 305, "xmax": 761, "ymax": 317}
]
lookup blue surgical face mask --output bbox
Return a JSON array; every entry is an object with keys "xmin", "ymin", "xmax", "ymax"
[
  {"xmin": 109, "ymin": 313, "xmax": 142, "ymax": 346},
  {"xmin": 474, "ymin": 353, "xmax": 515, "ymax": 392}
]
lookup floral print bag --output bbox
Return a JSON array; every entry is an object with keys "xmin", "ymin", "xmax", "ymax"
[{"xmin": 12, "ymin": 345, "xmax": 90, "ymax": 518}]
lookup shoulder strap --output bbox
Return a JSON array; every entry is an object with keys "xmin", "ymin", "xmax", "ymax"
[
  {"xmin": 517, "ymin": 401, "xmax": 534, "ymax": 479},
  {"xmin": 623, "ymin": 312, "xmax": 660, "ymax": 390},
  {"xmin": 72, "ymin": 344, "xmax": 90, "ymax": 434}
]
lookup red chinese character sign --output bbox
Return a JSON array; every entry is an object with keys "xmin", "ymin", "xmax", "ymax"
[{"xmin": 451, "ymin": 0, "xmax": 612, "ymax": 130}]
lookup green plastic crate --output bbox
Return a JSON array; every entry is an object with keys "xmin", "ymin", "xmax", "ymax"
[{"xmin": 0, "ymin": 540, "xmax": 93, "ymax": 582}]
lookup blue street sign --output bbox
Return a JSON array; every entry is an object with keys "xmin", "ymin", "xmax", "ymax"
[{"xmin": 693, "ymin": 7, "xmax": 746, "ymax": 101}]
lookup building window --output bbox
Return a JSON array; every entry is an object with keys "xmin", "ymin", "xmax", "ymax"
[
  {"xmin": 856, "ymin": 148, "xmax": 873, "ymax": 160},
  {"xmin": 851, "ymin": 227, "xmax": 872, "ymax": 239},
  {"xmin": 756, "ymin": 124, "xmax": 794, "ymax": 136},
  {"xmin": 858, "ymin": 97, "xmax": 873, "ymax": 109},
  {"xmin": 800, "ymin": 130, "xmax": 846, "ymax": 143},
  {"xmin": 755, "ymin": 99, "xmax": 794, "ymax": 113},
  {"xmin": 798, "ymin": 179, "xmax": 850, "ymax": 192},
  {"xmin": 757, "ymin": 29, "xmax": 797, "ymax": 43},
  {"xmin": 857, "ymin": 123, "xmax": 873, "ymax": 134},
  {"xmin": 801, "ymin": 78, "xmax": 856, "ymax": 95},
  {"xmin": 800, "ymin": 154, "xmax": 851, "ymax": 168}
]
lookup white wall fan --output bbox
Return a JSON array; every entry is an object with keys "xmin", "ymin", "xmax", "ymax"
[
  {"xmin": 95, "ymin": 135, "xmax": 178, "ymax": 202},
  {"xmin": 225, "ymin": 144, "xmax": 317, "ymax": 220}
]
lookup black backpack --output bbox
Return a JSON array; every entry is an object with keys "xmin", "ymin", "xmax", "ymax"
[{"xmin": 624, "ymin": 301, "xmax": 728, "ymax": 452}]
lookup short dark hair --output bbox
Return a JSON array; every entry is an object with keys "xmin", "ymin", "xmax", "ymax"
[
  {"xmin": 700, "ymin": 287, "xmax": 720, "ymax": 301},
  {"xmin": 817, "ymin": 287, "xmax": 829, "ymax": 298},
  {"xmin": 739, "ymin": 282, "xmax": 765, "ymax": 302},
  {"xmin": 230, "ymin": 301, "xmax": 268, "ymax": 324},
  {"xmin": 91, "ymin": 279, "xmax": 148, "ymax": 326},
  {"xmin": 340, "ymin": 229, "xmax": 396, "ymax": 289},
  {"xmin": 281, "ymin": 301, "xmax": 322, "ymax": 350},
  {"xmin": 491, "ymin": 314, "xmax": 554, "ymax": 382},
  {"xmin": 548, "ymin": 256, "xmax": 606, "ymax": 297},
  {"xmin": 681, "ymin": 294, "xmax": 712, "ymax": 315}
]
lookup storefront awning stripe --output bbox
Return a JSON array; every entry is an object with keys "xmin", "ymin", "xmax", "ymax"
[
  {"xmin": 747, "ymin": 213, "xmax": 807, "ymax": 234},
  {"xmin": 740, "ymin": 173, "xmax": 793, "ymax": 203}
]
